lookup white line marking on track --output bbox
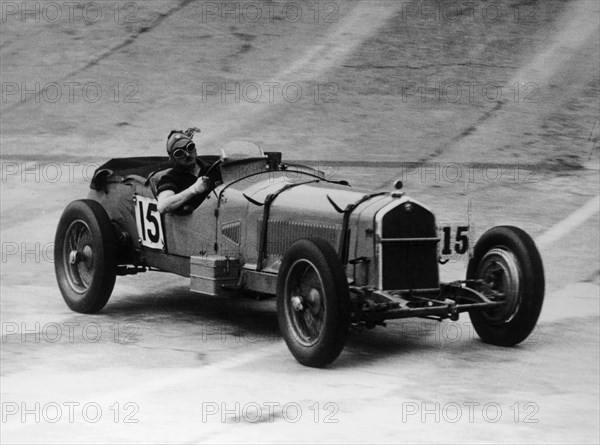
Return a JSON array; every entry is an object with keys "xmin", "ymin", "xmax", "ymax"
[
  {"xmin": 201, "ymin": 1, "xmax": 402, "ymax": 146},
  {"xmin": 438, "ymin": 0, "xmax": 600, "ymax": 163},
  {"xmin": 540, "ymin": 282, "xmax": 600, "ymax": 323},
  {"xmin": 508, "ymin": 0, "xmax": 599, "ymax": 87},
  {"xmin": 535, "ymin": 195, "xmax": 600, "ymax": 249}
]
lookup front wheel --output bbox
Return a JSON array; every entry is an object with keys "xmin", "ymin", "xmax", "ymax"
[
  {"xmin": 54, "ymin": 200, "xmax": 117, "ymax": 313},
  {"xmin": 467, "ymin": 225, "xmax": 544, "ymax": 346},
  {"xmin": 277, "ymin": 238, "xmax": 351, "ymax": 367}
]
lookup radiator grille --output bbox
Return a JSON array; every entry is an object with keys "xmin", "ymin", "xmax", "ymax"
[
  {"xmin": 381, "ymin": 242, "xmax": 439, "ymax": 290},
  {"xmin": 380, "ymin": 201, "xmax": 440, "ymax": 290}
]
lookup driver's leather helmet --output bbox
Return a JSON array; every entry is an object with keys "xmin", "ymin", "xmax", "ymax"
[{"xmin": 166, "ymin": 130, "xmax": 193, "ymax": 157}]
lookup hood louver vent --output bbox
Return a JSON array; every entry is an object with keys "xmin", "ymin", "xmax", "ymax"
[
  {"xmin": 221, "ymin": 221, "xmax": 241, "ymax": 245},
  {"xmin": 260, "ymin": 220, "xmax": 341, "ymax": 257}
]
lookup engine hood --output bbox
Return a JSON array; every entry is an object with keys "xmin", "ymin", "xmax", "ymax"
[
  {"xmin": 219, "ymin": 173, "xmax": 405, "ymax": 271},
  {"xmin": 236, "ymin": 174, "xmax": 391, "ymax": 227}
]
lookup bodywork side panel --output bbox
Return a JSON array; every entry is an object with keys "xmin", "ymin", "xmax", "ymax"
[
  {"xmin": 88, "ymin": 181, "xmax": 139, "ymax": 260},
  {"xmin": 162, "ymin": 191, "xmax": 219, "ymax": 258}
]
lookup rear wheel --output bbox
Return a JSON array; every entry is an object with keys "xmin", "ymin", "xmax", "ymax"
[
  {"xmin": 54, "ymin": 200, "xmax": 117, "ymax": 313},
  {"xmin": 467, "ymin": 226, "xmax": 544, "ymax": 346},
  {"xmin": 277, "ymin": 238, "xmax": 351, "ymax": 367}
]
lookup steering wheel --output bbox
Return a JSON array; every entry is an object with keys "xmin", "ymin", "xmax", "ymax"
[
  {"xmin": 203, "ymin": 157, "xmax": 224, "ymax": 198},
  {"xmin": 205, "ymin": 157, "xmax": 224, "ymax": 177}
]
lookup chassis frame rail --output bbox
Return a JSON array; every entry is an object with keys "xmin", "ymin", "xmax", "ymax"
[{"xmin": 351, "ymin": 279, "xmax": 505, "ymax": 326}]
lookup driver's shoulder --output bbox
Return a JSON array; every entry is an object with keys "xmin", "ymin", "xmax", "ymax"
[{"xmin": 156, "ymin": 166, "xmax": 178, "ymax": 184}]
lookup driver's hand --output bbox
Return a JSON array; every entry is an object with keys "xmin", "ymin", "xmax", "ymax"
[{"xmin": 190, "ymin": 176, "xmax": 210, "ymax": 194}]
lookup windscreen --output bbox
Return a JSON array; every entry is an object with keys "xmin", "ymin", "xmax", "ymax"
[{"xmin": 220, "ymin": 140, "xmax": 265, "ymax": 160}]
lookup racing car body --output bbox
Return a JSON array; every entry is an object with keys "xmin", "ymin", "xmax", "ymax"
[{"xmin": 55, "ymin": 142, "xmax": 544, "ymax": 367}]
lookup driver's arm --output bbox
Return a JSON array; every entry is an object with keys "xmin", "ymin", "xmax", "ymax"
[{"xmin": 157, "ymin": 176, "xmax": 210, "ymax": 213}]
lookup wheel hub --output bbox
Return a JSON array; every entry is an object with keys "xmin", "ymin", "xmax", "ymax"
[
  {"xmin": 69, "ymin": 245, "xmax": 93, "ymax": 265},
  {"xmin": 284, "ymin": 258, "xmax": 327, "ymax": 347},
  {"xmin": 478, "ymin": 248, "xmax": 521, "ymax": 323},
  {"xmin": 306, "ymin": 288, "xmax": 322, "ymax": 315}
]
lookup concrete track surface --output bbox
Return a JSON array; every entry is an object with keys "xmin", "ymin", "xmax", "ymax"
[{"xmin": 1, "ymin": 1, "xmax": 599, "ymax": 443}]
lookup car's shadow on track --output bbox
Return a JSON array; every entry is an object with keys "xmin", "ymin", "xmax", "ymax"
[
  {"xmin": 101, "ymin": 285, "xmax": 281, "ymax": 342},
  {"xmin": 95, "ymin": 285, "xmax": 524, "ymax": 370}
]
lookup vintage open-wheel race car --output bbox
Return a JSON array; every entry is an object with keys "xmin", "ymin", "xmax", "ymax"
[{"xmin": 54, "ymin": 140, "xmax": 544, "ymax": 367}]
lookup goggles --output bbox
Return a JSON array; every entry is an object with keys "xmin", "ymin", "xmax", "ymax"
[{"xmin": 171, "ymin": 141, "xmax": 196, "ymax": 159}]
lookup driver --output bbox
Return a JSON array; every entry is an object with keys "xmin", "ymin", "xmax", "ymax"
[{"xmin": 156, "ymin": 129, "xmax": 214, "ymax": 214}]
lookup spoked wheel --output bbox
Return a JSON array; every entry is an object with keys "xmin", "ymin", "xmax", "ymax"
[
  {"xmin": 54, "ymin": 200, "xmax": 117, "ymax": 313},
  {"xmin": 286, "ymin": 259, "xmax": 327, "ymax": 346},
  {"xmin": 467, "ymin": 226, "xmax": 545, "ymax": 346},
  {"xmin": 64, "ymin": 220, "xmax": 96, "ymax": 292},
  {"xmin": 277, "ymin": 238, "xmax": 350, "ymax": 367}
]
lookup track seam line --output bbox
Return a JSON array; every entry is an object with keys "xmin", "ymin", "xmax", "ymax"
[{"xmin": 1, "ymin": 0, "xmax": 195, "ymax": 115}]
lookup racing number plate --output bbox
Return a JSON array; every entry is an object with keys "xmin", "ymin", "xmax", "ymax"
[
  {"xmin": 437, "ymin": 224, "xmax": 471, "ymax": 263},
  {"xmin": 134, "ymin": 195, "xmax": 165, "ymax": 250}
]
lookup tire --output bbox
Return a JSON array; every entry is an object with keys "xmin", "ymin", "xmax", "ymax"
[
  {"xmin": 467, "ymin": 225, "xmax": 544, "ymax": 346},
  {"xmin": 276, "ymin": 238, "xmax": 351, "ymax": 367},
  {"xmin": 54, "ymin": 199, "xmax": 117, "ymax": 313}
]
